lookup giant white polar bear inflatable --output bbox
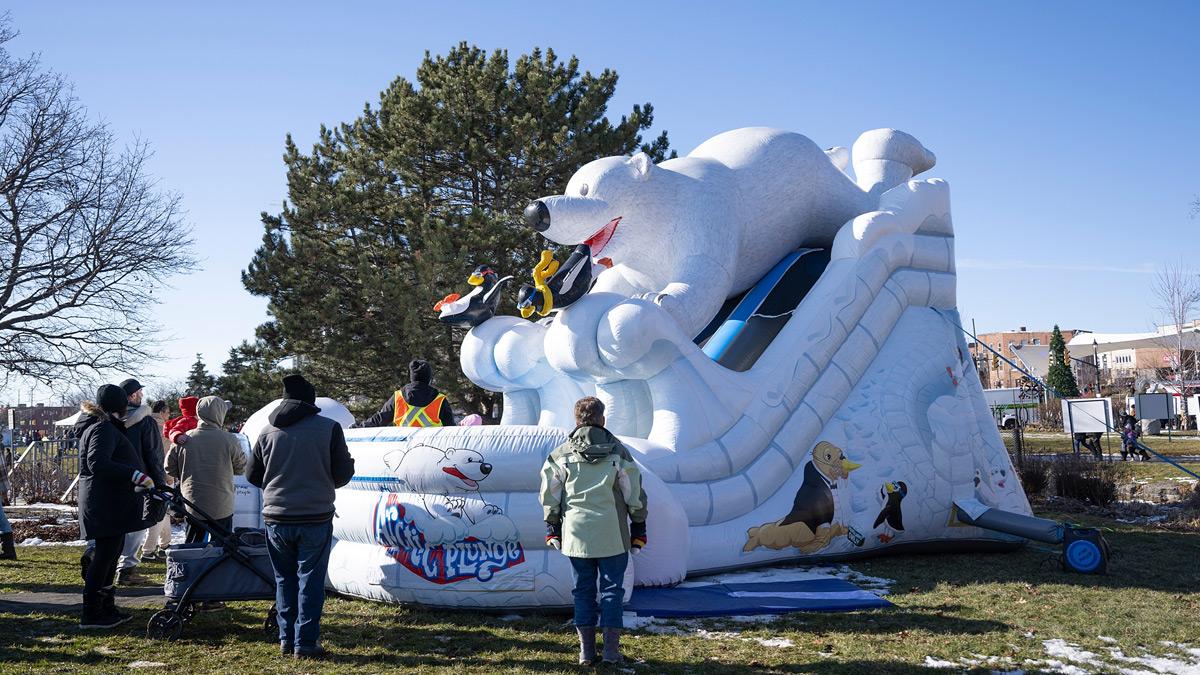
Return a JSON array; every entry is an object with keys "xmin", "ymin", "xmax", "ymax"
[
  {"xmin": 243, "ymin": 127, "xmax": 1039, "ymax": 609},
  {"xmin": 523, "ymin": 127, "xmax": 934, "ymax": 338}
]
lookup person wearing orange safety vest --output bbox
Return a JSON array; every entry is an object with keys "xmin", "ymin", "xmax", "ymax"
[{"xmin": 353, "ymin": 360, "xmax": 457, "ymax": 428}]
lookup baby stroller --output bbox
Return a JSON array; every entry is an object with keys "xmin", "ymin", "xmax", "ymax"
[{"xmin": 145, "ymin": 486, "xmax": 278, "ymax": 641}]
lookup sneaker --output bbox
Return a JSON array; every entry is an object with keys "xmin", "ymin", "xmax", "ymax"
[
  {"xmin": 198, "ymin": 601, "xmax": 227, "ymax": 612},
  {"xmin": 117, "ymin": 569, "xmax": 151, "ymax": 586},
  {"xmin": 281, "ymin": 643, "xmax": 294, "ymax": 656}
]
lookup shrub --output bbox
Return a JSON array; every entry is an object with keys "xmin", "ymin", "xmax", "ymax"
[
  {"xmin": 1017, "ymin": 457, "xmax": 1052, "ymax": 498},
  {"xmin": 1051, "ymin": 456, "xmax": 1127, "ymax": 506}
]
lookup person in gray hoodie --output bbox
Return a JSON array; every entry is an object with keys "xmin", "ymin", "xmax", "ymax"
[
  {"xmin": 167, "ymin": 396, "xmax": 247, "ymax": 543},
  {"xmin": 248, "ymin": 374, "xmax": 354, "ymax": 659}
]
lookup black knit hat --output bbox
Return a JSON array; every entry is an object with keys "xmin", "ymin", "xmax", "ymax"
[
  {"xmin": 282, "ymin": 374, "xmax": 316, "ymax": 404},
  {"xmin": 97, "ymin": 384, "xmax": 129, "ymax": 416},
  {"xmin": 119, "ymin": 378, "xmax": 143, "ymax": 396},
  {"xmin": 409, "ymin": 360, "xmax": 432, "ymax": 384}
]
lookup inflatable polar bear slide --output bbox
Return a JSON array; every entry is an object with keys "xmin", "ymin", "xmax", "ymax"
[{"xmin": 240, "ymin": 127, "xmax": 1037, "ymax": 609}]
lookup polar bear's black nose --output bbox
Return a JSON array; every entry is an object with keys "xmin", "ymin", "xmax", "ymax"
[
  {"xmin": 480, "ymin": 462, "xmax": 493, "ymax": 475},
  {"xmin": 524, "ymin": 201, "xmax": 550, "ymax": 232}
]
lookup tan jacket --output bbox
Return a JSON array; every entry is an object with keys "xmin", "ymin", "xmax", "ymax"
[{"xmin": 166, "ymin": 396, "xmax": 247, "ymax": 520}]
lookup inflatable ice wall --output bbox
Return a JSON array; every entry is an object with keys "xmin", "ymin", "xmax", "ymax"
[{"xmin": 244, "ymin": 128, "xmax": 1033, "ymax": 608}]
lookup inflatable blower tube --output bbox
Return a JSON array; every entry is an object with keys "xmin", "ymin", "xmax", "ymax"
[{"xmin": 954, "ymin": 505, "xmax": 1063, "ymax": 544}]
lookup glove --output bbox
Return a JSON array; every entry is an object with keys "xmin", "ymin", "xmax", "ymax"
[
  {"xmin": 545, "ymin": 522, "xmax": 562, "ymax": 551},
  {"xmin": 630, "ymin": 520, "xmax": 647, "ymax": 553},
  {"xmin": 131, "ymin": 470, "xmax": 155, "ymax": 493}
]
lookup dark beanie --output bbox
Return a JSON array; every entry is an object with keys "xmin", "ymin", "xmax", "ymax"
[
  {"xmin": 97, "ymin": 384, "xmax": 129, "ymax": 416},
  {"xmin": 409, "ymin": 360, "xmax": 432, "ymax": 384},
  {"xmin": 282, "ymin": 374, "xmax": 316, "ymax": 404},
  {"xmin": 119, "ymin": 378, "xmax": 143, "ymax": 396}
]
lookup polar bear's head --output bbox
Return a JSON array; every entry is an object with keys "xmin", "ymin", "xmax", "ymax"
[
  {"xmin": 523, "ymin": 153, "xmax": 657, "ymax": 263},
  {"xmin": 383, "ymin": 444, "xmax": 494, "ymax": 495}
]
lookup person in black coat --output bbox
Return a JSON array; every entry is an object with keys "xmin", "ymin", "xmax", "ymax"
[
  {"xmin": 353, "ymin": 360, "xmax": 456, "ymax": 428},
  {"xmin": 111, "ymin": 378, "xmax": 167, "ymax": 584},
  {"xmin": 75, "ymin": 385, "xmax": 158, "ymax": 629}
]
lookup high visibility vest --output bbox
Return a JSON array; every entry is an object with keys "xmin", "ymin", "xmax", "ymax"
[{"xmin": 392, "ymin": 391, "xmax": 446, "ymax": 428}]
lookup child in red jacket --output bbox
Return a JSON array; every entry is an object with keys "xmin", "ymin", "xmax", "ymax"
[{"xmin": 164, "ymin": 396, "xmax": 199, "ymax": 446}]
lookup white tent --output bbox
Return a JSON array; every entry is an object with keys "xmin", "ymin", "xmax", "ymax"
[
  {"xmin": 1068, "ymin": 326, "xmax": 1200, "ymax": 352},
  {"xmin": 1010, "ymin": 343, "xmax": 1050, "ymax": 378},
  {"xmin": 54, "ymin": 411, "xmax": 83, "ymax": 427}
]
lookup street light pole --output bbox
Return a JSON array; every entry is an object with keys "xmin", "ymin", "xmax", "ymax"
[{"xmin": 1093, "ymin": 339, "xmax": 1100, "ymax": 397}]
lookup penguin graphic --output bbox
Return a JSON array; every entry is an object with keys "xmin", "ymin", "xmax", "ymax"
[{"xmin": 872, "ymin": 481, "xmax": 908, "ymax": 543}]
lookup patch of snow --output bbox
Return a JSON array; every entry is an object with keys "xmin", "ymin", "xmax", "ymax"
[
  {"xmin": 1042, "ymin": 639, "xmax": 1104, "ymax": 669},
  {"xmin": 127, "ymin": 662, "xmax": 168, "ymax": 669},
  {"xmin": 923, "ymin": 656, "xmax": 958, "ymax": 668},
  {"xmin": 1099, "ymin": 636, "xmax": 1118, "ymax": 643},
  {"xmin": 17, "ymin": 537, "xmax": 87, "ymax": 547},
  {"xmin": 14, "ymin": 503, "xmax": 77, "ymax": 512},
  {"xmin": 751, "ymin": 637, "xmax": 793, "ymax": 648}
]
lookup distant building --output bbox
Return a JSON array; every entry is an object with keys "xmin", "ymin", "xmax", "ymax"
[
  {"xmin": 2, "ymin": 403, "xmax": 77, "ymax": 443},
  {"xmin": 972, "ymin": 327, "xmax": 1083, "ymax": 389},
  {"xmin": 1070, "ymin": 320, "xmax": 1200, "ymax": 391}
]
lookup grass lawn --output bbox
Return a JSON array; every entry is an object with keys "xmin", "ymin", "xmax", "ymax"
[{"xmin": 2, "ymin": 503, "xmax": 1198, "ymax": 674}]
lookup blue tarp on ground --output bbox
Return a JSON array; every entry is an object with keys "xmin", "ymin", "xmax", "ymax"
[{"xmin": 627, "ymin": 578, "xmax": 892, "ymax": 617}]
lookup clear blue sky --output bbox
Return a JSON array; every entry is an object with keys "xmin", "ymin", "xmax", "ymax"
[{"xmin": 3, "ymin": 2, "xmax": 1198, "ymax": 402}]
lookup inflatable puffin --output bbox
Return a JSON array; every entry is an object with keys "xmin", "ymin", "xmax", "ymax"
[
  {"xmin": 434, "ymin": 265, "xmax": 512, "ymax": 327},
  {"xmin": 515, "ymin": 245, "xmax": 594, "ymax": 319}
]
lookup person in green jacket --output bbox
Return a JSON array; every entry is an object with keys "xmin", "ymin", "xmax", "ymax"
[{"xmin": 539, "ymin": 396, "xmax": 648, "ymax": 666}]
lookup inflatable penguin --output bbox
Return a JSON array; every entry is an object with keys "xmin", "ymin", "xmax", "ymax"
[
  {"xmin": 515, "ymin": 245, "xmax": 593, "ymax": 319},
  {"xmin": 435, "ymin": 265, "xmax": 512, "ymax": 327},
  {"xmin": 872, "ymin": 480, "xmax": 908, "ymax": 543}
]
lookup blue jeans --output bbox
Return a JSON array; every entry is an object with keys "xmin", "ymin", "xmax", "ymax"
[
  {"xmin": 0, "ymin": 501, "xmax": 11, "ymax": 534},
  {"xmin": 569, "ymin": 553, "xmax": 628, "ymax": 629},
  {"xmin": 265, "ymin": 521, "xmax": 334, "ymax": 651}
]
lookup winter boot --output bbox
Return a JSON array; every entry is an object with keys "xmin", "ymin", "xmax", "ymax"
[
  {"xmin": 79, "ymin": 552, "xmax": 91, "ymax": 581},
  {"xmin": 576, "ymin": 626, "xmax": 598, "ymax": 665},
  {"xmin": 78, "ymin": 592, "xmax": 124, "ymax": 629},
  {"xmin": 601, "ymin": 627, "xmax": 623, "ymax": 664},
  {"xmin": 0, "ymin": 532, "xmax": 15, "ymax": 560},
  {"xmin": 98, "ymin": 586, "xmax": 132, "ymax": 625}
]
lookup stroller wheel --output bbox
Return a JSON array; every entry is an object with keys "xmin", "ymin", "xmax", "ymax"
[
  {"xmin": 178, "ymin": 603, "xmax": 196, "ymax": 622},
  {"xmin": 263, "ymin": 605, "xmax": 278, "ymax": 636},
  {"xmin": 147, "ymin": 610, "xmax": 184, "ymax": 641}
]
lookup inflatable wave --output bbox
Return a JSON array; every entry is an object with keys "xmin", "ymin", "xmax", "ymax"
[{"xmin": 243, "ymin": 127, "xmax": 1035, "ymax": 608}]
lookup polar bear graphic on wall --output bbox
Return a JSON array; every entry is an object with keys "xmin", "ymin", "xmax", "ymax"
[
  {"xmin": 382, "ymin": 444, "xmax": 517, "ymax": 544},
  {"xmin": 523, "ymin": 127, "xmax": 935, "ymax": 337}
]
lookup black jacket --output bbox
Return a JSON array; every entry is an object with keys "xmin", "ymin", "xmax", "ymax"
[
  {"xmin": 122, "ymin": 404, "xmax": 168, "ymax": 527},
  {"xmin": 75, "ymin": 404, "xmax": 149, "ymax": 539},
  {"xmin": 248, "ymin": 400, "xmax": 355, "ymax": 524},
  {"xmin": 355, "ymin": 360, "xmax": 455, "ymax": 428}
]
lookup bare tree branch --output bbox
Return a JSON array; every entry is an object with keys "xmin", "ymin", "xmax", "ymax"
[
  {"xmin": 1150, "ymin": 258, "xmax": 1200, "ymax": 428},
  {"xmin": 0, "ymin": 16, "xmax": 194, "ymax": 388}
]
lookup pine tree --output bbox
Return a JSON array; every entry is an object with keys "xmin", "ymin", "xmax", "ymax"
[
  {"xmin": 217, "ymin": 336, "xmax": 294, "ymax": 426},
  {"xmin": 1045, "ymin": 325, "xmax": 1080, "ymax": 398},
  {"xmin": 243, "ymin": 44, "xmax": 673, "ymax": 417},
  {"xmin": 185, "ymin": 354, "xmax": 217, "ymax": 397}
]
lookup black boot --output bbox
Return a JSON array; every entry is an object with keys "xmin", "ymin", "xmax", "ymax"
[
  {"xmin": 80, "ymin": 553, "xmax": 91, "ymax": 581},
  {"xmin": 0, "ymin": 532, "xmax": 15, "ymax": 560},
  {"xmin": 79, "ymin": 592, "xmax": 124, "ymax": 629},
  {"xmin": 98, "ymin": 586, "xmax": 132, "ymax": 625}
]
